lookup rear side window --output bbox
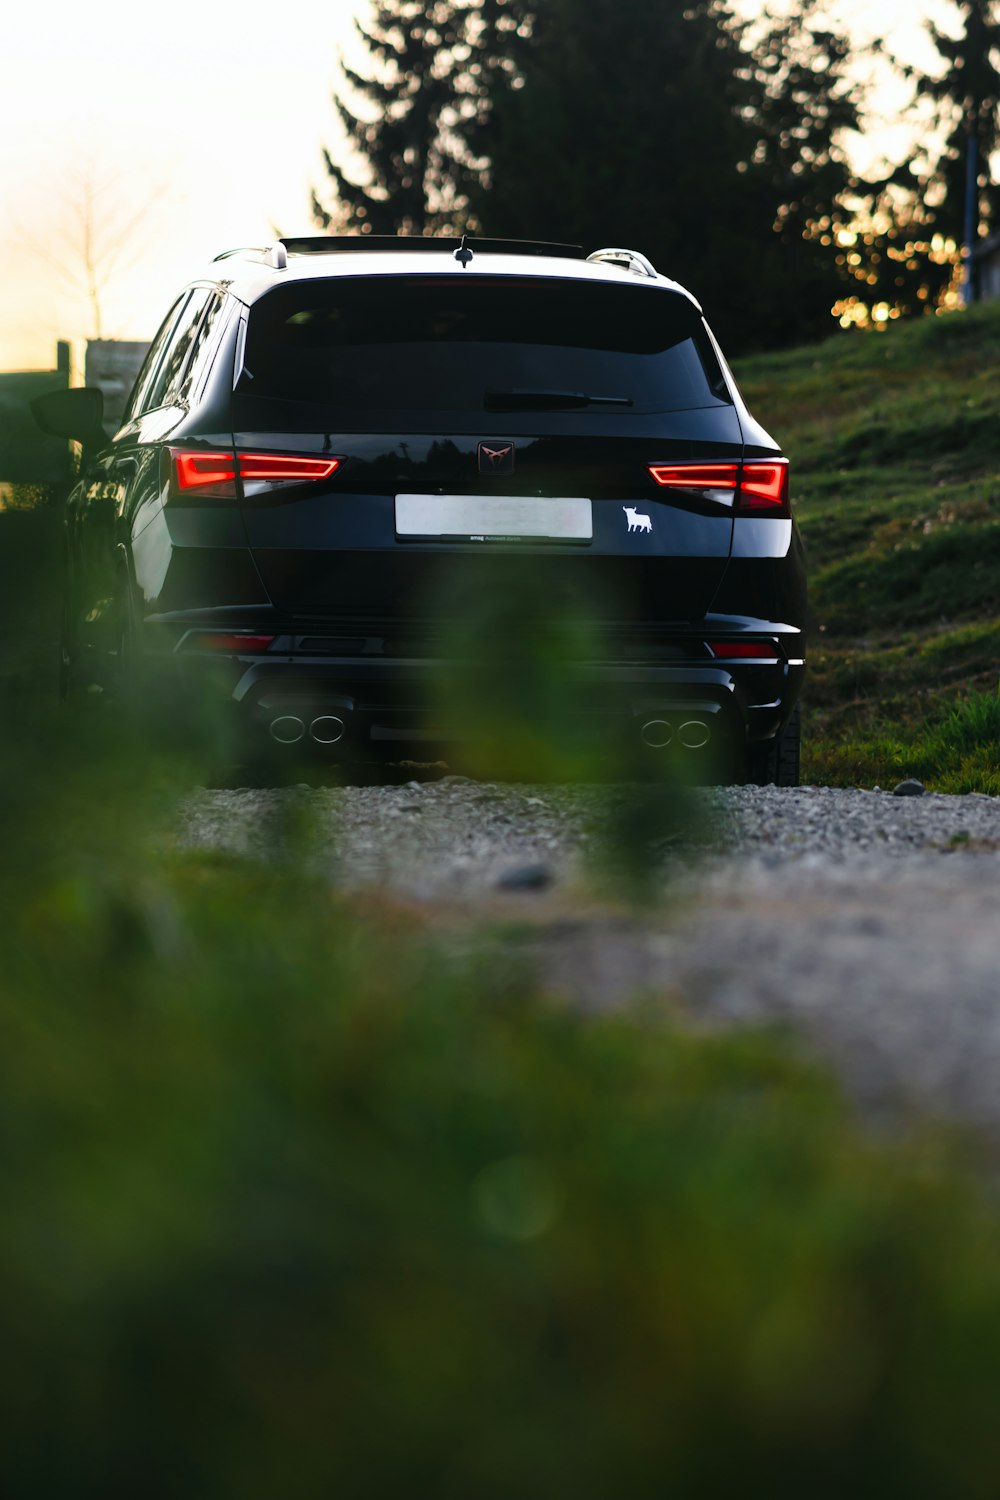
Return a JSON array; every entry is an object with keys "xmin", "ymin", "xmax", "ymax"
[
  {"xmin": 239, "ymin": 276, "xmax": 729, "ymax": 416},
  {"xmin": 147, "ymin": 287, "xmax": 213, "ymax": 410},
  {"xmin": 124, "ymin": 293, "xmax": 189, "ymax": 420},
  {"xmin": 169, "ymin": 290, "xmax": 226, "ymax": 407}
]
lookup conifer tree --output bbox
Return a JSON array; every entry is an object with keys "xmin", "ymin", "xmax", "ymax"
[
  {"xmin": 463, "ymin": 0, "xmax": 862, "ymax": 351},
  {"xmin": 312, "ymin": 1, "xmax": 474, "ymax": 236},
  {"xmin": 920, "ymin": 0, "xmax": 1000, "ymax": 247},
  {"xmin": 838, "ymin": 0, "xmax": 1000, "ymax": 321}
]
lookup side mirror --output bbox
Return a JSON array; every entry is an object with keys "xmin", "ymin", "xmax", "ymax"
[{"xmin": 31, "ymin": 387, "xmax": 107, "ymax": 447}]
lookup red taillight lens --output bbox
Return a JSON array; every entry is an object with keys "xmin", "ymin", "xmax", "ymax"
[
  {"xmin": 707, "ymin": 639, "xmax": 781, "ymax": 660},
  {"xmin": 646, "ymin": 459, "xmax": 789, "ymax": 513},
  {"xmin": 238, "ymin": 454, "xmax": 341, "ymax": 484},
  {"xmin": 186, "ymin": 632, "xmax": 276, "ymax": 653},
  {"xmin": 648, "ymin": 463, "xmax": 739, "ymax": 491},
  {"xmin": 174, "ymin": 451, "xmax": 238, "ymax": 497},
  {"xmin": 739, "ymin": 461, "xmax": 789, "ymax": 511},
  {"xmin": 170, "ymin": 450, "xmax": 342, "ymax": 500}
]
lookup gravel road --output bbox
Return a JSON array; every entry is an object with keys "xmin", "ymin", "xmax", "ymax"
[{"xmin": 179, "ymin": 780, "xmax": 1000, "ymax": 1137}]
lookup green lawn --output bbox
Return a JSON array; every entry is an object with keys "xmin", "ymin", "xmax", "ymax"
[{"xmin": 737, "ymin": 300, "xmax": 1000, "ymax": 790}]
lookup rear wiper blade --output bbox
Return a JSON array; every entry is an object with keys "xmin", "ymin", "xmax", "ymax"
[{"xmin": 484, "ymin": 388, "xmax": 633, "ymax": 410}]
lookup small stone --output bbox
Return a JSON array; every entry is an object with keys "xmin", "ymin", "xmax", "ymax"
[
  {"xmin": 893, "ymin": 779, "xmax": 925, "ymax": 798},
  {"xmin": 496, "ymin": 863, "xmax": 555, "ymax": 893}
]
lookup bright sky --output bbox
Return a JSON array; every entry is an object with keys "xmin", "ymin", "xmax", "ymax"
[{"xmin": 0, "ymin": 0, "xmax": 954, "ymax": 373}]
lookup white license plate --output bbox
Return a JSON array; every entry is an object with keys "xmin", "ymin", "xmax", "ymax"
[{"xmin": 395, "ymin": 494, "xmax": 593, "ymax": 542}]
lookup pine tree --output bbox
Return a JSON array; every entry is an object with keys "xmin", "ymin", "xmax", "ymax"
[
  {"xmin": 920, "ymin": 0, "xmax": 1000, "ymax": 248},
  {"xmin": 312, "ymin": 1, "xmax": 475, "ymax": 236},
  {"xmin": 834, "ymin": 0, "xmax": 1000, "ymax": 323},
  {"xmin": 464, "ymin": 0, "xmax": 756, "ymax": 333},
  {"xmin": 742, "ymin": 3, "xmax": 864, "ymax": 332},
  {"xmin": 462, "ymin": 0, "xmax": 863, "ymax": 351}
]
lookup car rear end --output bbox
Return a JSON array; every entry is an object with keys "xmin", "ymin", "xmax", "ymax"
[{"xmin": 146, "ymin": 241, "xmax": 804, "ymax": 773}]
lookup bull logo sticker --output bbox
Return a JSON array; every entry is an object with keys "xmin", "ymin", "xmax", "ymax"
[
  {"xmin": 478, "ymin": 441, "xmax": 515, "ymax": 475},
  {"xmin": 623, "ymin": 505, "xmax": 652, "ymax": 533}
]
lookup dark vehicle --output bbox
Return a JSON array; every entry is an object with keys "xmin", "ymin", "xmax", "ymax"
[{"xmin": 34, "ymin": 236, "xmax": 804, "ymax": 783}]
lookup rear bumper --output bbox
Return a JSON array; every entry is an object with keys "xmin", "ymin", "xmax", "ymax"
[{"xmin": 140, "ymin": 611, "xmax": 804, "ymax": 755}]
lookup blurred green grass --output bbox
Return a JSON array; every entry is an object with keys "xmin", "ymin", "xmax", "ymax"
[
  {"xmin": 3, "ymin": 711, "xmax": 1000, "ymax": 1494},
  {"xmin": 737, "ymin": 300, "xmax": 1000, "ymax": 789}
]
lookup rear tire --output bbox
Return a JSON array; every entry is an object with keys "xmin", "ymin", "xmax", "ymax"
[{"xmin": 747, "ymin": 703, "xmax": 800, "ymax": 787}]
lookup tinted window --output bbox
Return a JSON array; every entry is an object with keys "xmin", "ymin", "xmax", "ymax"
[
  {"xmin": 124, "ymin": 294, "xmax": 189, "ymax": 420},
  {"xmin": 171, "ymin": 291, "xmax": 226, "ymax": 406},
  {"xmin": 240, "ymin": 276, "xmax": 727, "ymax": 416},
  {"xmin": 146, "ymin": 287, "xmax": 213, "ymax": 411}
]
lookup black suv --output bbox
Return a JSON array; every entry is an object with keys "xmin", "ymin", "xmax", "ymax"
[{"xmin": 35, "ymin": 236, "xmax": 804, "ymax": 783}]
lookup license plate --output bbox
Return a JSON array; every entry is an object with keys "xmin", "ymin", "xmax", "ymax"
[{"xmin": 395, "ymin": 494, "xmax": 593, "ymax": 542}]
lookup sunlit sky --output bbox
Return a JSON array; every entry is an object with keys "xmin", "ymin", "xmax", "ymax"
[{"xmin": 1, "ymin": 0, "xmax": 954, "ymax": 373}]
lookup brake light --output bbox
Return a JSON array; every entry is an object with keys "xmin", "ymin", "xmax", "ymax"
[
  {"xmin": 648, "ymin": 463, "xmax": 738, "ymax": 491},
  {"xmin": 170, "ymin": 450, "xmax": 342, "ymax": 500},
  {"xmin": 174, "ymin": 451, "xmax": 238, "ymax": 496},
  {"xmin": 647, "ymin": 459, "xmax": 789, "ymax": 513},
  {"xmin": 238, "ymin": 454, "xmax": 342, "ymax": 484},
  {"xmin": 739, "ymin": 461, "xmax": 788, "ymax": 510},
  {"xmin": 706, "ymin": 640, "xmax": 780, "ymax": 660}
]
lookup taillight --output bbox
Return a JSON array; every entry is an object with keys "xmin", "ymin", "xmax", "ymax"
[
  {"xmin": 739, "ymin": 461, "xmax": 789, "ymax": 511},
  {"xmin": 169, "ymin": 450, "xmax": 342, "ymax": 500},
  {"xmin": 647, "ymin": 459, "xmax": 789, "ymax": 513},
  {"xmin": 647, "ymin": 463, "xmax": 739, "ymax": 492},
  {"xmin": 237, "ymin": 454, "xmax": 342, "ymax": 486},
  {"xmin": 706, "ymin": 640, "xmax": 781, "ymax": 660},
  {"xmin": 173, "ymin": 451, "xmax": 238, "ymax": 499}
]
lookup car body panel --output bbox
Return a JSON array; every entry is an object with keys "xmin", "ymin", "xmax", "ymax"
[{"xmin": 230, "ymin": 421, "xmax": 744, "ymax": 622}]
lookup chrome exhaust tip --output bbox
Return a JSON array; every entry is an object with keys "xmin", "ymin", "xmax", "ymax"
[
  {"xmin": 310, "ymin": 715, "xmax": 346, "ymax": 745},
  {"xmin": 640, "ymin": 719, "xmax": 673, "ymax": 749},
  {"xmin": 269, "ymin": 715, "xmax": 305, "ymax": 745},
  {"xmin": 678, "ymin": 719, "xmax": 711, "ymax": 750}
]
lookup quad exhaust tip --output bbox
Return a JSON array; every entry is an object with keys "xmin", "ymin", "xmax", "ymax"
[
  {"xmin": 310, "ymin": 715, "xmax": 346, "ymax": 745},
  {"xmin": 678, "ymin": 719, "xmax": 711, "ymax": 750},
  {"xmin": 640, "ymin": 717, "xmax": 711, "ymax": 750},
  {"xmin": 640, "ymin": 719, "xmax": 673, "ymax": 749},
  {"xmin": 270, "ymin": 715, "xmax": 305, "ymax": 745}
]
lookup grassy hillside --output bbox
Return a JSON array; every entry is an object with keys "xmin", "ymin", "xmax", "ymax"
[{"xmin": 737, "ymin": 301, "xmax": 1000, "ymax": 792}]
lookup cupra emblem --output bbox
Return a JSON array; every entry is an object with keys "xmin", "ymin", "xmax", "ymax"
[{"xmin": 478, "ymin": 440, "xmax": 515, "ymax": 475}]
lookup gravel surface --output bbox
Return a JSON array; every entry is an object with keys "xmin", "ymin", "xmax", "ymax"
[{"xmin": 178, "ymin": 780, "xmax": 1000, "ymax": 1135}]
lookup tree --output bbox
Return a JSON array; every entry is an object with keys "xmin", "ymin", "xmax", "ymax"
[
  {"xmin": 738, "ymin": 4, "xmax": 868, "ymax": 341},
  {"xmin": 919, "ymin": 0, "xmax": 1000, "ymax": 261},
  {"xmin": 461, "ymin": 0, "xmax": 863, "ymax": 352},
  {"xmin": 14, "ymin": 165, "xmax": 163, "ymax": 343},
  {"xmin": 825, "ymin": 1, "xmax": 1000, "ymax": 327},
  {"xmin": 312, "ymin": 1, "xmax": 476, "ymax": 236}
]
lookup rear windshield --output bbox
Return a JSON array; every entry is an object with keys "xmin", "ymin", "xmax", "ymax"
[{"xmin": 238, "ymin": 275, "xmax": 729, "ymax": 417}]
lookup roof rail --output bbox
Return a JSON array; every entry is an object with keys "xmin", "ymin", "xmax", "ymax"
[
  {"xmin": 278, "ymin": 235, "xmax": 585, "ymax": 260},
  {"xmin": 212, "ymin": 243, "xmax": 288, "ymax": 270},
  {"xmin": 587, "ymin": 247, "xmax": 658, "ymax": 279}
]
